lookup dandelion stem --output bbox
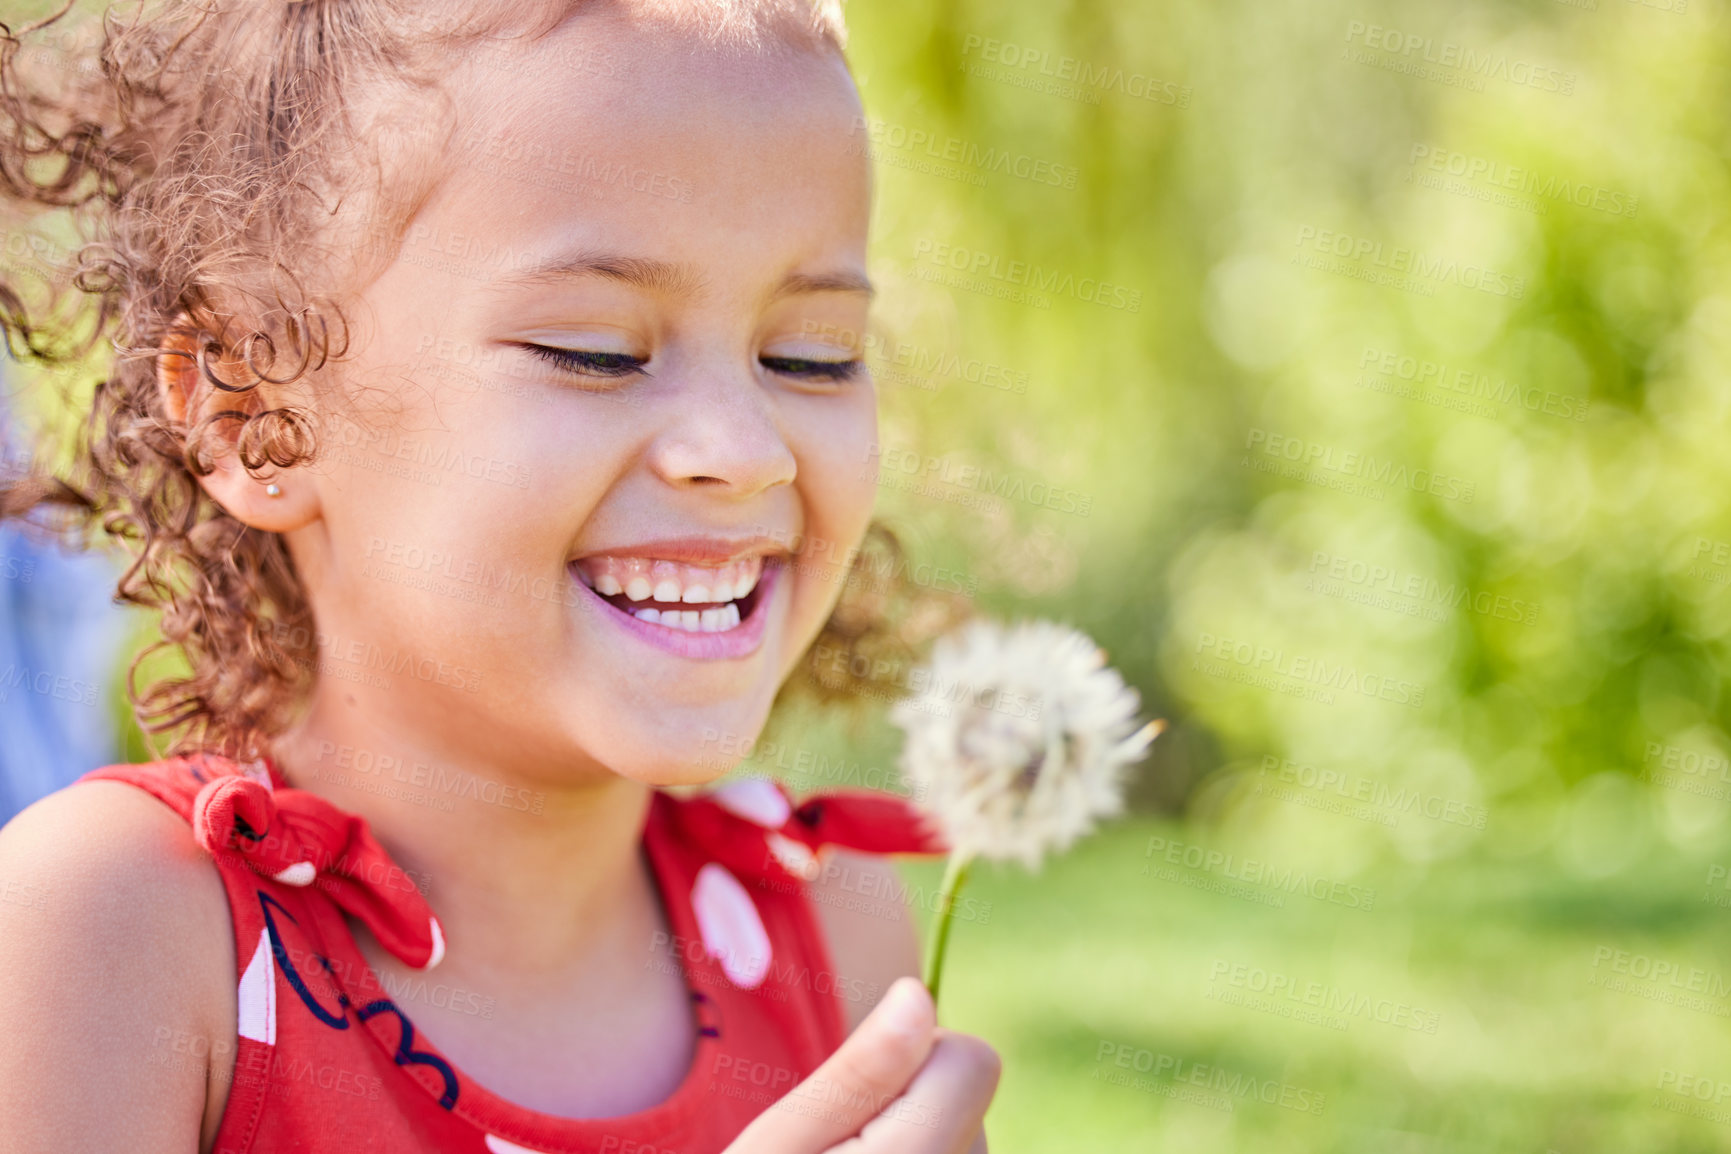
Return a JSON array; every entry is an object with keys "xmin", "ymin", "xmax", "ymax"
[{"xmin": 923, "ymin": 852, "xmax": 974, "ymax": 1009}]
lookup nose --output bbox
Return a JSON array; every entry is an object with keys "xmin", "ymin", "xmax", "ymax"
[{"xmin": 646, "ymin": 367, "xmax": 798, "ymax": 498}]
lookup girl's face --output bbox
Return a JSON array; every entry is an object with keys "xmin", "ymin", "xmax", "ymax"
[{"xmin": 286, "ymin": 9, "xmax": 876, "ymax": 786}]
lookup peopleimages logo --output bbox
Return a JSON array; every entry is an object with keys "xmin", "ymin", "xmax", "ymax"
[
  {"xmin": 1193, "ymin": 630, "xmax": 1426, "ymax": 708},
  {"xmin": 1589, "ymin": 945, "xmax": 1731, "ymax": 1006},
  {"xmin": 1092, "ymin": 1041, "xmax": 1327, "ymax": 1115},
  {"xmin": 1307, "ymin": 550, "xmax": 1538, "ymax": 626},
  {"xmin": 0, "ymin": 664, "xmax": 99, "ymax": 707},
  {"xmin": 850, "ymin": 116, "xmax": 1078, "ymax": 189},
  {"xmin": 959, "ymin": 35, "xmax": 1192, "ymax": 107},
  {"xmin": 325, "ymin": 408, "xmax": 533, "ymax": 490},
  {"xmin": 1343, "ymin": 20, "xmax": 1577, "ymax": 94},
  {"xmin": 1408, "ymin": 144, "xmax": 1638, "ymax": 219},
  {"xmin": 867, "ymin": 441, "xmax": 1093, "ymax": 517},
  {"xmin": 1256, "ymin": 755, "xmax": 1488, "ymax": 830},
  {"xmin": 1142, "ymin": 834, "xmax": 1378, "ymax": 910},
  {"xmin": 800, "ymin": 323, "xmax": 1032, "ymax": 395},
  {"xmin": 1245, "ymin": 428, "xmax": 1477, "ymax": 504},
  {"xmin": 1206, "ymin": 959, "xmax": 1442, "ymax": 1034},
  {"xmin": 0, "ymin": 227, "xmax": 75, "ymax": 273},
  {"xmin": 911, "ymin": 239, "xmax": 1143, "ymax": 313},
  {"xmin": 1295, "ymin": 226, "xmax": 1525, "ymax": 299},
  {"xmin": 1357, "ymin": 346, "xmax": 1589, "ymax": 422}
]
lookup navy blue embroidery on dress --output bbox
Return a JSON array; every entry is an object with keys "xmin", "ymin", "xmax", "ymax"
[
  {"xmin": 692, "ymin": 989, "xmax": 722, "ymax": 1038},
  {"xmin": 357, "ymin": 999, "xmax": 460, "ymax": 1109},
  {"xmin": 258, "ymin": 891, "xmax": 349, "ymax": 1029},
  {"xmin": 318, "ymin": 954, "xmax": 352, "ymax": 1012}
]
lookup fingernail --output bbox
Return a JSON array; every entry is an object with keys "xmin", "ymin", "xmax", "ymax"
[{"xmin": 877, "ymin": 976, "xmax": 931, "ymax": 1040}]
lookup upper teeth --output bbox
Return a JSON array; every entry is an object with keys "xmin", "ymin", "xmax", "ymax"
[{"xmin": 574, "ymin": 555, "xmax": 765, "ymax": 633}]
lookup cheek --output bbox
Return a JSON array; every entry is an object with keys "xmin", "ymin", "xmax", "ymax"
[
  {"xmin": 793, "ymin": 390, "xmax": 879, "ymax": 544},
  {"xmin": 779, "ymin": 392, "xmax": 878, "ymax": 672}
]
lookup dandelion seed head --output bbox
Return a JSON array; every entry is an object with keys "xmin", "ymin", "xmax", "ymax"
[{"xmin": 891, "ymin": 619, "xmax": 1160, "ymax": 870}]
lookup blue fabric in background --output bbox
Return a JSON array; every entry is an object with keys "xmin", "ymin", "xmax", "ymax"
[
  {"xmin": 0, "ymin": 527, "xmax": 126, "ymax": 823},
  {"xmin": 0, "ymin": 374, "xmax": 128, "ymax": 826}
]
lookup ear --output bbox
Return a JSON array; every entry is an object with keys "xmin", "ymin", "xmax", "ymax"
[
  {"xmin": 156, "ymin": 324, "xmax": 199, "ymax": 424},
  {"xmin": 157, "ymin": 320, "xmax": 321, "ymax": 534}
]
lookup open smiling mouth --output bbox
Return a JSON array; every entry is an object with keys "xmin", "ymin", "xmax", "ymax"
[{"xmin": 569, "ymin": 555, "xmax": 778, "ymax": 634}]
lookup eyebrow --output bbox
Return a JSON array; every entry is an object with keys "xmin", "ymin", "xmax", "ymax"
[
  {"xmin": 770, "ymin": 271, "xmax": 875, "ymax": 301},
  {"xmin": 496, "ymin": 251, "xmax": 873, "ymax": 301},
  {"xmin": 500, "ymin": 253, "xmax": 706, "ymax": 295}
]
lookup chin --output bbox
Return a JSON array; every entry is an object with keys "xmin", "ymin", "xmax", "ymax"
[
  {"xmin": 610, "ymin": 748, "xmax": 740, "ymax": 791},
  {"xmin": 593, "ymin": 699, "xmax": 781, "ymax": 790},
  {"xmin": 636, "ymin": 760, "xmax": 733, "ymax": 790}
]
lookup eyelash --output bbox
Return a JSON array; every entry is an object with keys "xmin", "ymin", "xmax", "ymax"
[
  {"xmin": 524, "ymin": 345, "xmax": 646, "ymax": 378},
  {"xmin": 524, "ymin": 345, "xmax": 862, "ymax": 384},
  {"xmin": 759, "ymin": 355, "xmax": 863, "ymax": 383}
]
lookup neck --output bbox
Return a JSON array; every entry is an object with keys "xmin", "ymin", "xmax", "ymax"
[{"xmin": 270, "ymin": 696, "xmax": 655, "ymax": 980}]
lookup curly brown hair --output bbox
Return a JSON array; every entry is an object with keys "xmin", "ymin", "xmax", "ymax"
[{"xmin": 0, "ymin": 0, "xmax": 967, "ymax": 762}]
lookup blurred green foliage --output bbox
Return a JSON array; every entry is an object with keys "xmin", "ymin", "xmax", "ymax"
[
  {"xmin": 899, "ymin": 819, "xmax": 1731, "ymax": 1153},
  {"xmin": 845, "ymin": 0, "xmax": 1731, "ymax": 832},
  {"xmin": 9, "ymin": 0, "xmax": 1731, "ymax": 1147},
  {"xmin": 826, "ymin": 0, "xmax": 1731, "ymax": 1149}
]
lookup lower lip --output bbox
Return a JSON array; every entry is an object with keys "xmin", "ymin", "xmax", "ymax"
[{"xmin": 568, "ymin": 561, "xmax": 780, "ymax": 661}]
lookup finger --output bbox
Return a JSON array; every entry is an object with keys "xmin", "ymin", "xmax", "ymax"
[
  {"xmin": 849, "ymin": 1029, "xmax": 1001, "ymax": 1154},
  {"xmin": 732, "ymin": 976, "xmax": 936, "ymax": 1151}
]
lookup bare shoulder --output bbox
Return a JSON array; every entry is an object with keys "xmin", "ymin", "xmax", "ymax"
[
  {"xmin": 807, "ymin": 848, "xmax": 921, "ymax": 1034},
  {"xmin": 0, "ymin": 779, "xmax": 236, "ymax": 1153}
]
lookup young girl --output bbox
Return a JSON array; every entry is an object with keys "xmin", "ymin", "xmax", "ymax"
[{"xmin": 0, "ymin": 1, "xmax": 1000, "ymax": 1151}]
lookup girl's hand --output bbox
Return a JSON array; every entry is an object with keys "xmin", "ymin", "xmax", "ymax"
[{"xmin": 725, "ymin": 977, "xmax": 999, "ymax": 1154}]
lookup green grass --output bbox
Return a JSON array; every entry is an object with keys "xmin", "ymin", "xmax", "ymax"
[{"xmin": 897, "ymin": 820, "xmax": 1731, "ymax": 1153}]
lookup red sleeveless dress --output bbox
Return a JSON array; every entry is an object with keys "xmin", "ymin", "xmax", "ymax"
[{"xmin": 82, "ymin": 755, "xmax": 945, "ymax": 1154}]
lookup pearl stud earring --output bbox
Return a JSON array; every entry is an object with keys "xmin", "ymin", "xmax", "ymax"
[{"xmin": 265, "ymin": 483, "xmax": 282, "ymax": 497}]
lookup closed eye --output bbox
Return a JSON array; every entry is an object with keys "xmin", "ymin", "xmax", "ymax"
[
  {"xmin": 760, "ymin": 355, "xmax": 863, "ymax": 383},
  {"xmin": 522, "ymin": 344, "xmax": 648, "ymax": 379}
]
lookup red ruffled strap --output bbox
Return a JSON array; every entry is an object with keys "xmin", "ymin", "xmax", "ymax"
[
  {"xmin": 83, "ymin": 756, "xmax": 444, "ymax": 971},
  {"xmin": 663, "ymin": 778, "xmax": 947, "ymax": 882},
  {"xmin": 784, "ymin": 792, "xmax": 949, "ymax": 857}
]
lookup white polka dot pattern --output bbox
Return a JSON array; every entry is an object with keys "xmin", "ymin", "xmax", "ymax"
[
  {"xmin": 691, "ymin": 862, "xmax": 772, "ymax": 989},
  {"xmin": 485, "ymin": 1136, "xmax": 552, "ymax": 1153},
  {"xmin": 709, "ymin": 778, "xmax": 792, "ymax": 828},
  {"xmin": 237, "ymin": 927, "xmax": 277, "ymax": 1045},
  {"xmin": 765, "ymin": 831, "xmax": 820, "ymax": 879}
]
